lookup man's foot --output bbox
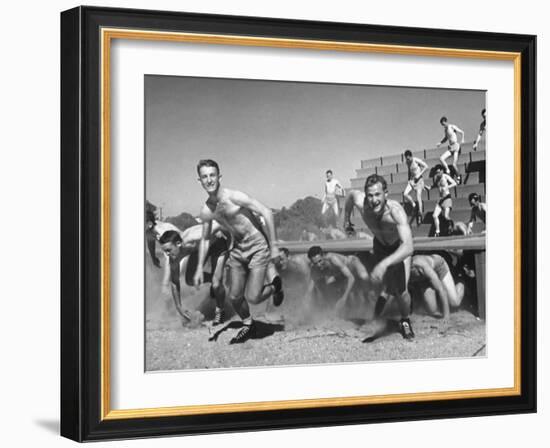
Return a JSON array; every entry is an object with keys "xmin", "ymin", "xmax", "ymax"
[
  {"xmin": 434, "ymin": 231, "xmax": 440, "ymax": 237},
  {"xmin": 271, "ymin": 276, "xmax": 284, "ymax": 307},
  {"xmin": 399, "ymin": 318, "xmax": 415, "ymax": 340},
  {"xmin": 416, "ymin": 213, "xmax": 423, "ymax": 225},
  {"xmin": 212, "ymin": 307, "xmax": 225, "ymax": 326},
  {"xmin": 229, "ymin": 323, "xmax": 254, "ymax": 344}
]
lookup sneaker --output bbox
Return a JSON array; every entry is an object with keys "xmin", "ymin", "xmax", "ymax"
[
  {"xmin": 229, "ymin": 323, "xmax": 254, "ymax": 344},
  {"xmin": 271, "ymin": 276, "xmax": 284, "ymax": 307},
  {"xmin": 399, "ymin": 318, "xmax": 415, "ymax": 340},
  {"xmin": 434, "ymin": 231, "xmax": 440, "ymax": 237},
  {"xmin": 212, "ymin": 308, "xmax": 225, "ymax": 326},
  {"xmin": 416, "ymin": 213, "xmax": 424, "ymax": 226}
]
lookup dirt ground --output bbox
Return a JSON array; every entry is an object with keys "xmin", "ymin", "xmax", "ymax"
[{"xmin": 145, "ymin": 261, "xmax": 486, "ymax": 371}]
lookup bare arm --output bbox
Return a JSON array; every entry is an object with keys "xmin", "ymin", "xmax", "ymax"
[
  {"xmin": 453, "ymin": 125, "xmax": 465, "ymax": 143},
  {"xmin": 193, "ymin": 207, "xmax": 213, "ymax": 287},
  {"xmin": 230, "ymin": 190, "xmax": 278, "ymax": 257},
  {"xmin": 329, "ymin": 255, "xmax": 355, "ymax": 306},
  {"xmin": 146, "ymin": 230, "xmax": 160, "ymax": 268},
  {"xmin": 415, "ymin": 158, "xmax": 429, "ymax": 177},
  {"xmin": 382, "ymin": 206, "xmax": 414, "ymax": 268},
  {"xmin": 344, "ymin": 190, "xmax": 364, "ymax": 226},
  {"xmin": 444, "ymin": 174, "xmax": 458, "ymax": 189}
]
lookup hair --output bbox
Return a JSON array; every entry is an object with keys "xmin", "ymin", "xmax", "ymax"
[
  {"xmin": 280, "ymin": 247, "xmax": 290, "ymax": 256},
  {"xmin": 434, "ymin": 164, "xmax": 444, "ymax": 172},
  {"xmin": 440, "ymin": 116, "xmax": 448, "ymax": 124},
  {"xmin": 364, "ymin": 174, "xmax": 387, "ymax": 192},
  {"xmin": 404, "ymin": 150, "xmax": 412, "ymax": 158},
  {"xmin": 468, "ymin": 193, "xmax": 480, "ymax": 202},
  {"xmin": 145, "ymin": 210, "xmax": 156, "ymax": 225},
  {"xmin": 482, "ymin": 108, "xmax": 486, "ymax": 115},
  {"xmin": 307, "ymin": 245, "xmax": 323, "ymax": 259},
  {"xmin": 158, "ymin": 230, "xmax": 182, "ymax": 245},
  {"xmin": 196, "ymin": 159, "xmax": 220, "ymax": 176},
  {"xmin": 326, "ymin": 169, "xmax": 333, "ymax": 175}
]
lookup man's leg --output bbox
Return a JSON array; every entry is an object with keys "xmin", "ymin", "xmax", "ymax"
[
  {"xmin": 321, "ymin": 201, "xmax": 329, "ymax": 215},
  {"xmin": 392, "ymin": 257, "xmax": 414, "ymax": 339},
  {"xmin": 228, "ymin": 266, "xmax": 249, "ymax": 322},
  {"xmin": 433, "ymin": 204, "xmax": 442, "ymax": 235},
  {"xmin": 210, "ymin": 253, "xmax": 228, "ymax": 325},
  {"xmin": 452, "ymin": 150, "xmax": 460, "ymax": 179},
  {"xmin": 415, "ymin": 184, "xmax": 424, "ymax": 217},
  {"xmin": 442, "ymin": 271, "xmax": 462, "ymax": 308},
  {"xmin": 440, "ymin": 150, "xmax": 452, "ymax": 173}
]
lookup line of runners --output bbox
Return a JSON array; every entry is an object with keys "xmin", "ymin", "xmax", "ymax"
[{"xmin": 146, "ymin": 157, "xmax": 482, "ymax": 344}]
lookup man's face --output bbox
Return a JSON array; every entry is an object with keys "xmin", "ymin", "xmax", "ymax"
[
  {"xmin": 198, "ymin": 166, "xmax": 220, "ymax": 194},
  {"xmin": 482, "ymin": 110, "xmax": 486, "ymax": 119},
  {"xmin": 365, "ymin": 182, "xmax": 387, "ymax": 215},
  {"xmin": 470, "ymin": 198, "xmax": 479, "ymax": 208},
  {"xmin": 161, "ymin": 241, "xmax": 182, "ymax": 260},
  {"xmin": 277, "ymin": 251, "xmax": 289, "ymax": 270},
  {"xmin": 440, "ymin": 120, "xmax": 447, "ymax": 127},
  {"xmin": 405, "ymin": 154, "xmax": 412, "ymax": 163},
  {"xmin": 326, "ymin": 172, "xmax": 333, "ymax": 181},
  {"xmin": 310, "ymin": 254, "xmax": 327, "ymax": 270},
  {"xmin": 146, "ymin": 220, "xmax": 154, "ymax": 230}
]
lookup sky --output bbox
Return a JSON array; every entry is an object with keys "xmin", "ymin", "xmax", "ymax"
[{"xmin": 145, "ymin": 75, "xmax": 485, "ymax": 217}]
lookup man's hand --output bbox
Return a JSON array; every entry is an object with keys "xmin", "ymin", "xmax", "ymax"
[
  {"xmin": 193, "ymin": 268, "xmax": 204, "ymax": 289},
  {"xmin": 370, "ymin": 261, "xmax": 388, "ymax": 285}
]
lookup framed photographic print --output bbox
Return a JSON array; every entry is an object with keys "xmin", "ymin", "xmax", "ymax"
[{"xmin": 60, "ymin": 6, "xmax": 536, "ymax": 442}]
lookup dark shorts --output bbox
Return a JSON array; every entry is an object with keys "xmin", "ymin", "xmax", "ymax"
[
  {"xmin": 438, "ymin": 193, "xmax": 453, "ymax": 209},
  {"xmin": 183, "ymin": 237, "xmax": 229, "ymax": 286},
  {"xmin": 373, "ymin": 238, "xmax": 408, "ymax": 295}
]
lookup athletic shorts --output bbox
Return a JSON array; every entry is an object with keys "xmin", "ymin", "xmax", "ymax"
[
  {"xmin": 373, "ymin": 238, "xmax": 408, "ymax": 295},
  {"xmin": 408, "ymin": 176, "xmax": 425, "ymax": 192},
  {"xmin": 448, "ymin": 142, "xmax": 460, "ymax": 153},
  {"xmin": 324, "ymin": 195, "xmax": 337, "ymax": 205},
  {"xmin": 184, "ymin": 236, "xmax": 229, "ymax": 286},
  {"xmin": 438, "ymin": 193, "xmax": 453, "ymax": 209},
  {"xmin": 228, "ymin": 231, "xmax": 270, "ymax": 273}
]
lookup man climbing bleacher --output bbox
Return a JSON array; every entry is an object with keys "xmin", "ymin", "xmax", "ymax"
[
  {"xmin": 436, "ymin": 116, "xmax": 465, "ymax": 184},
  {"xmin": 403, "ymin": 149, "xmax": 429, "ymax": 226}
]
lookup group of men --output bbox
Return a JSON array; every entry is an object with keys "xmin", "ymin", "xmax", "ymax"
[
  {"xmin": 401, "ymin": 111, "xmax": 487, "ymax": 236},
  {"xmin": 146, "ymin": 110, "xmax": 486, "ymax": 344}
]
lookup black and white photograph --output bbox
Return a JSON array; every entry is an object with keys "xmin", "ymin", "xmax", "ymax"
[{"xmin": 144, "ymin": 75, "xmax": 487, "ymax": 371}]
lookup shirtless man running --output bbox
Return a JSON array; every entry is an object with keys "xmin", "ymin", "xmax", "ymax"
[
  {"xmin": 467, "ymin": 193, "xmax": 487, "ymax": 234},
  {"xmin": 432, "ymin": 165, "xmax": 458, "ymax": 237},
  {"xmin": 344, "ymin": 174, "xmax": 415, "ymax": 340},
  {"xmin": 403, "ymin": 150, "xmax": 429, "ymax": 225},
  {"xmin": 306, "ymin": 246, "xmax": 370, "ymax": 315},
  {"xmin": 322, "ymin": 170, "xmax": 345, "ymax": 221},
  {"xmin": 193, "ymin": 159, "xmax": 283, "ymax": 344},
  {"xmin": 436, "ymin": 116, "xmax": 465, "ymax": 183},
  {"xmin": 473, "ymin": 108, "xmax": 486, "ymax": 150}
]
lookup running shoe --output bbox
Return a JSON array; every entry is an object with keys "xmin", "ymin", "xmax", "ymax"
[
  {"xmin": 271, "ymin": 276, "xmax": 284, "ymax": 307},
  {"xmin": 212, "ymin": 307, "xmax": 225, "ymax": 326},
  {"xmin": 229, "ymin": 324, "xmax": 254, "ymax": 344},
  {"xmin": 399, "ymin": 318, "xmax": 415, "ymax": 340}
]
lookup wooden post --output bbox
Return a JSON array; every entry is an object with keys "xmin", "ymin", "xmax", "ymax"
[{"xmin": 474, "ymin": 251, "xmax": 486, "ymax": 319}]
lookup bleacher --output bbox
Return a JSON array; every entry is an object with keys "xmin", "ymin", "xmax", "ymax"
[{"xmin": 347, "ymin": 140, "xmax": 486, "ymax": 237}]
